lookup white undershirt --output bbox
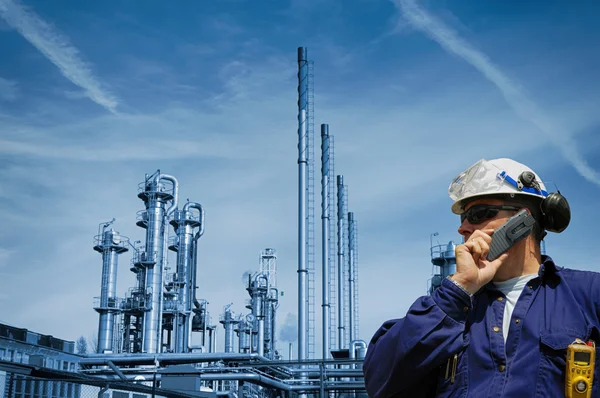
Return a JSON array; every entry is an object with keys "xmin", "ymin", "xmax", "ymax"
[{"xmin": 491, "ymin": 274, "xmax": 538, "ymax": 343}]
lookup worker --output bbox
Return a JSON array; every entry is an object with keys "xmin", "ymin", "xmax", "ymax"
[{"xmin": 363, "ymin": 158, "xmax": 600, "ymax": 397}]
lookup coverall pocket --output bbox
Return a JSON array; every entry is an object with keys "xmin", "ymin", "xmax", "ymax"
[
  {"xmin": 436, "ymin": 350, "xmax": 468, "ymax": 397},
  {"xmin": 538, "ymin": 330, "xmax": 590, "ymax": 397}
]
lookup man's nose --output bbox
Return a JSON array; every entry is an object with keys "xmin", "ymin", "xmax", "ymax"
[{"xmin": 458, "ymin": 219, "xmax": 474, "ymax": 239}]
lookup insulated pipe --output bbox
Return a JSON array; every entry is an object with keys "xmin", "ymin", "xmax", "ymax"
[
  {"xmin": 348, "ymin": 212, "xmax": 355, "ymax": 344},
  {"xmin": 321, "ymin": 124, "xmax": 330, "ymax": 360},
  {"xmin": 297, "ymin": 46, "xmax": 308, "ymax": 366},
  {"xmin": 337, "ymin": 175, "xmax": 346, "ymax": 349}
]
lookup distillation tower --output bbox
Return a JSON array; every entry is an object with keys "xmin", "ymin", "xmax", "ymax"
[
  {"xmin": 93, "ymin": 219, "xmax": 129, "ymax": 354},
  {"xmin": 93, "ymin": 171, "xmax": 213, "ymax": 354}
]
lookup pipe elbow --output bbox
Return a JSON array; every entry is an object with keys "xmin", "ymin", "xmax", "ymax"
[{"xmin": 159, "ymin": 174, "xmax": 179, "ymax": 216}]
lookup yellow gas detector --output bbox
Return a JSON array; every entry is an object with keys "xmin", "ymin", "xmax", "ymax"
[{"xmin": 565, "ymin": 339, "xmax": 595, "ymax": 398}]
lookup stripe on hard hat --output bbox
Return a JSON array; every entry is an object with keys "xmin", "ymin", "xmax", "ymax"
[{"xmin": 498, "ymin": 171, "xmax": 548, "ymax": 197}]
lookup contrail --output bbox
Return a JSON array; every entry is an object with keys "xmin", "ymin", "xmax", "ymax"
[
  {"xmin": 395, "ymin": 0, "xmax": 600, "ymax": 186},
  {"xmin": 0, "ymin": 0, "xmax": 118, "ymax": 113}
]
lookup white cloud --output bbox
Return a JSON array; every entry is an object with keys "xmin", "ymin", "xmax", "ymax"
[
  {"xmin": 394, "ymin": 0, "xmax": 600, "ymax": 186},
  {"xmin": 0, "ymin": 0, "xmax": 119, "ymax": 112}
]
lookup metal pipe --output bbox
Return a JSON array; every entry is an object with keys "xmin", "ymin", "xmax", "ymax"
[
  {"xmin": 348, "ymin": 212, "xmax": 355, "ymax": 344},
  {"xmin": 91, "ymin": 371, "xmax": 365, "ymax": 392},
  {"xmin": 211, "ymin": 327, "xmax": 217, "ymax": 353},
  {"xmin": 321, "ymin": 124, "xmax": 331, "ymax": 360},
  {"xmin": 350, "ymin": 340, "xmax": 367, "ymax": 361},
  {"xmin": 199, "ymin": 373, "xmax": 365, "ymax": 392},
  {"xmin": 161, "ymin": 174, "xmax": 179, "ymax": 217},
  {"xmin": 270, "ymin": 287, "xmax": 279, "ymax": 358},
  {"xmin": 106, "ymin": 361, "xmax": 127, "ymax": 380},
  {"xmin": 337, "ymin": 175, "xmax": 346, "ymax": 349},
  {"xmin": 83, "ymin": 367, "xmax": 366, "ymax": 379},
  {"xmin": 80, "ymin": 352, "xmax": 270, "ymax": 366},
  {"xmin": 297, "ymin": 46, "xmax": 308, "ymax": 365},
  {"xmin": 252, "ymin": 274, "xmax": 268, "ymax": 358}
]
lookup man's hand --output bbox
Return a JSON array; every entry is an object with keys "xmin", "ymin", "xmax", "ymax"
[{"xmin": 451, "ymin": 229, "xmax": 509, "ymax": 294}]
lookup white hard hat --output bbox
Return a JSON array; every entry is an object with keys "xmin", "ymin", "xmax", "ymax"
[{"xmin": 449, "ymin": 158, "xmax": 548, "ymax": 214}]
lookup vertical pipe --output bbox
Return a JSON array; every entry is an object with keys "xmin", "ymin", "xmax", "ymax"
[
  {"xmin": 211, "ymin": 327, "xmax": 217, "ymax": 353},
  {"xmin": 143, "ymin": 199, "xmax": 166, "ymax": 353},
  {"xmin": 140, "ymin": 174, "xmax": 178, "ymax": 354},
  {"xmin": 297, "ymin": 46, "xmax": 308, "ymax": 363},
  {"xmin": 225, "ymin": 322, "xmax": 234, "ymax": 353},
  {"xmin": 175, "ymin": 216, "xmax": 193, "ymax": 353},
  {"xmin": 270, "ymin": 287, "xmax": 279, "ymax": 359},
  {"xmin": 98, "ymin": 249, "xmax": 118, "ymax": 353},
  {"xmin": 337, "ymin": 175, "xmax": 346, "ymax": 349},
  {"xmin": 264, "ymin": 298, "xmax": 272, "ymax": 357},
  {"xmin": 348, "ymin": 212, "xmax": 355, "ymax": 344},
  {"xmin": 321, "ymin": 124, "xmax": 330, "ymax": 359}
]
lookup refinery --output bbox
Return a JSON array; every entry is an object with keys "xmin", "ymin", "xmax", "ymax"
[{"xmin": 0, "ymin": 46, "xmax": 405, "ymax": 398}]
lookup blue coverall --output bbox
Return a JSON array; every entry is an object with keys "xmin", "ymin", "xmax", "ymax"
[{"xmin": 363, "ymin": 256, "xmax": 600, "ymax": 397}]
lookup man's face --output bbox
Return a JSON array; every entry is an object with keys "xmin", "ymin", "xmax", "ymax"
[{"xmin": 458, "ymin": 198, "xmax": 522, "ymax": 241}]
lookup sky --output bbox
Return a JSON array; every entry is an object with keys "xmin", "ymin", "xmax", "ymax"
[{"xmin": 0, "ymin": 0, "xmax": 599, "ymax": 358}]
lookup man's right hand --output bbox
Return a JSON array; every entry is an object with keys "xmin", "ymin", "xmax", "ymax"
[{"xmin": 451, "ymin": 229, "xmax": 509, "ymax": 295}]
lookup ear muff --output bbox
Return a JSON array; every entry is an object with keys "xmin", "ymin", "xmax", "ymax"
[
  {"xmin": 518, "ymin": 171, "xmax": 571, "ymax": 234},
  {"xmin": 541, "ymin": 192, "xmax": 571, "ymax": 233}
]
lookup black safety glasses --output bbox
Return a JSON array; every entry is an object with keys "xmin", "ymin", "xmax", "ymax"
[{"xmin": 460, "ymin": 205, "xmax": 521, "ymax": 224}]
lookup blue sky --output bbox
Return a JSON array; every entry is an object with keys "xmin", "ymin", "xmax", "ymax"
[{"xmin": 1, "ymin": 0, "xmax": 599, "ymax": 357}]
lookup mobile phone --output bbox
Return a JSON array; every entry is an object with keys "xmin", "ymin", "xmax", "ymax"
[{"xmin": 486, "ymin": 209, "xmax": 536, "ymax": 261}]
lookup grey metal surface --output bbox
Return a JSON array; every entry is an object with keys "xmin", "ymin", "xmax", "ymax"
[
  {"xmin": 297, "ymin": 46, "xmax": 308, "ymax": 364},
  {"xmin": 348, "ymin": 212, "xmax": 355, "ymax": 344},
  {"xmin": 337, "ymin": 175, "xmax": 346, "ymax": 349},
  {"xmin": 321, "ymin": 123, "xmax": 331, "ymax": 360}
]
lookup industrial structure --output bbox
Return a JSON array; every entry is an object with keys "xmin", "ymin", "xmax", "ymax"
[
  {"xmin": 78, "ymin": 46, "xmax": 367, "ymax": 396},
  {"xmin": 0, "ymin": 46, "xmax": 367, "ymax": 397}
]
